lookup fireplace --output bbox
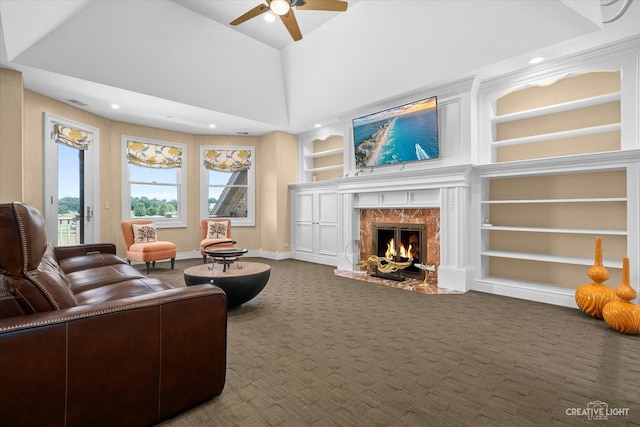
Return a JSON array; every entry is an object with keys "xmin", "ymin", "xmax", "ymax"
[
  {"xmin": 372, "ymin": 223, "xmax": 426, "ymax": 280},
  {"xmin": 359, "ymin": 208, "xmax": 439, "ymax": 284}
]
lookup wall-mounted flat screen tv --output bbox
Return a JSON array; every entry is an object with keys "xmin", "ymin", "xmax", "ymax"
[{"xmin": 353, "ymin": 96, "xmax": 439, "ymax": 169}]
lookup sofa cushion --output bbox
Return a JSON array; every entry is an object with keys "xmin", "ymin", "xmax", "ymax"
[
  {"xmin": 66, "ymin": 264, "xmax": 148, "ymax": 294},
  {"xmin": 73, "ymin": 278, "xmax": 175, "ymax": 305},
  {"xmin": 58, "ymin": 253, "xmax": 127, "ymax": 274}
]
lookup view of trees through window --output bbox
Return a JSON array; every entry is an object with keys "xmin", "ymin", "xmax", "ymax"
[{"xmin": 130, "ymin": 196, "xmax": 178, "ymax": 217}]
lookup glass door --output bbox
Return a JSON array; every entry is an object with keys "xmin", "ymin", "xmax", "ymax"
[{"xmin": 43, "ymin": 113, "xmax": 100, "ymax": 245}]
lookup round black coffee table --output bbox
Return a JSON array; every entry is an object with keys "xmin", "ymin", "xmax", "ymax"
[{"xmin": 184, "ymin": 262, "xmax": 270, "ymax": 307}]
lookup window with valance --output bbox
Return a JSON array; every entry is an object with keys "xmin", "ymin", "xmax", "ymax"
[
  {"xmin": 200, "ymin": 146, "xmax": 255, "ymax": 226},
  {"xmin": 122, "ymin": 136, "xmax": 187, "ymax": 227},
  {"xmin": 203, "ymin": 149, "xmax": 252, "ymax": 172},
  {"xmin": 54, "ymin": 124, "xmax": 93, "ymax": 150},
  {"xmin": 127, "ymin": 140, "xmax": 183, "ymax": 169}
]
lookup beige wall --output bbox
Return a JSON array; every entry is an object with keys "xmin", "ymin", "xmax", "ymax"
[
  {"xmin": 0, "ymin": 68, "xmax": 24, "ymax": 202},
  {"xmin": 258, "ymin": 131, "xmax": 299, "ymax": 253},
  {"xmin": 1, "ymin": 68, "xmax": 299, "ymax": 259}
]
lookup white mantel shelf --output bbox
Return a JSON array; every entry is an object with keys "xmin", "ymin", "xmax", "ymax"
[{"xmin": 339, "ymin": 165, "xmax": 473, "ymax": 194}]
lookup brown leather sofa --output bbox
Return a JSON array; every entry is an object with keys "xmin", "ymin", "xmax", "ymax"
[{"xmin": 0, "ymin": 202, "xmax": 227, "ymax": 426}]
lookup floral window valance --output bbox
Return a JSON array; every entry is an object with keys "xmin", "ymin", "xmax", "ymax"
[
  {"xmin": 204, "ymin": 149, "xmax": 252, "ymax": 172},
  {"xmin": 127, "ymin": 140, "xmax": 182, "ymax": 169},
  {"xmin": 54, "ymin": 124, "xmax": 93, "ymax": 150}
]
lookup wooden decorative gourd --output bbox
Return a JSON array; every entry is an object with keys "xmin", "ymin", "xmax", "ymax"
[
  {"xmin": 574, "ymin": 237, "xmax": 615, "ymax": 319},
  {"xmin": 602, "ymin": 258, "xmax": 640, "ymax": 335}
]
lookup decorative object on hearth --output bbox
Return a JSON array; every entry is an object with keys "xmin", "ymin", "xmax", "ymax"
[
  {"xmin": 602, "ymin": 257, "xmax": 640, "ymax": 335},
  {"xmin": 414, "ymin": 263, "xmax": 436, "ymax": 286},
  {"xmin": 230, "ymin": 0, "xmax": 348, "ymax": 42},
  {"xmin": 359, "ymin": 255, "xmax": 413, "ymax": 275},
  {"xmin": 575, "ymin": 236, "xmax": 615, "ymax": 319}
]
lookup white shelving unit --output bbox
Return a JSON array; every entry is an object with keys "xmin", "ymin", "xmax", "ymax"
[
  {"xmin": 298, "ymin": 129, "xmax": 346, "ymax": 183},
  {"xmin": 305, "ymin": 147, "xmax": 344, "ymax": 176},
  {"xmin": 475, "ymin": 158, "xmax": 634, "ymax": 306},
  {"xmin": 486, "ymin": 70, "xmax": 623, "ymax": 164}
]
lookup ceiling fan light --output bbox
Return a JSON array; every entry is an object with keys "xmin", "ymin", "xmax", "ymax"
[{"xmin": 270, "ymin": 0, "xmax": 290, "ymax": 16}]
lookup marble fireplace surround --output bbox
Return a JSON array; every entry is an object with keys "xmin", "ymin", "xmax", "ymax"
[
  {"xmin": 360, "ymin": 209, "xmax": 440, "ymax": 284},
  {"xmin": 336, "ymin": 165, "xmax": 474, "ymax": 293}
]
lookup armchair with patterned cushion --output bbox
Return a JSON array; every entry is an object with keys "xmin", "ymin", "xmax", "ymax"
[
  {"xmin": 120, "ymin": 219, "xmax": 177, "ymax": 273},
  {"xmin": 200, "ymin": 219, "xmax": 236, "ymax": 263}
]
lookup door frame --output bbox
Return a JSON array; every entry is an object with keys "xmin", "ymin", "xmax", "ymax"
[{"xmin": 43, "ymin": 113, "xmax": 100, "ymax": 245}]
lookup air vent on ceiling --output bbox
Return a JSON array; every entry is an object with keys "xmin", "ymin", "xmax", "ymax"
[
  {"xmin": 236, "ymin": 132, "xmax": 249, "ymax": 135},
  {"xmin": 66, "ymin": 99, "xmax": 88, "ymax": 107}
]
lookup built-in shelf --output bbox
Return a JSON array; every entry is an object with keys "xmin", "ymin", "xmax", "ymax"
[
  {"xmin": 300, "ymin": 133, "xmax": 345, "ymax": 183},
  {"xmin": 307, "ymin": 164, "xmax": 344, "ymax": 173},
  {"xmin": 491, "ymin": 92, "xmax": 621, "ymax": 124},
  {"xmin": 481, "ymin": 197, "xmax": 626, "ymax": 204},
  {"xmin": 492, "ymin": 122, "xmax": 621, "ymax": 147},
  {"xmin": 306, "ymin": 148, "xmax": 344, "ymax": 159},
  {"xmin": 481, "ymin": 225, "xmax": 627, "ymax": 235},
  {"xmin": 481, "ymin": 250, "xmax": 623, "ymax": 268}
]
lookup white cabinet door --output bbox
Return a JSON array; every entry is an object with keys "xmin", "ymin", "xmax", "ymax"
[
  {"xmin": 291, "ymin": 186, "xmax": 338, "ymax": 265},
  {"xmin": 315, "ymin": 189, "xmax": 338, "ymax": 257}
]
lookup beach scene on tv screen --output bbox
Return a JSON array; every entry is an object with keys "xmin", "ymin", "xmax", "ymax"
[{"xmin": 353, "ymin": 97, "xmax": 438, "ymax": 169}]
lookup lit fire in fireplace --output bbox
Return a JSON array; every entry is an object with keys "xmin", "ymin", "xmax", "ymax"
[{"xmin": 385, "ymin": 238, "xmax": 413, "ymax": 260}]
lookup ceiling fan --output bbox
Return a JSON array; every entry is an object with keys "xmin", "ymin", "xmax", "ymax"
[{"xmin": 230, "ymin": 0, "xmax": 348, "ymax": 42}]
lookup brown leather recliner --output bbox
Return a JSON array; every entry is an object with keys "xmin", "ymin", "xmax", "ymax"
[{"xmin": 0, "ymin": 202, "xmax": 227, "ymax": 426}]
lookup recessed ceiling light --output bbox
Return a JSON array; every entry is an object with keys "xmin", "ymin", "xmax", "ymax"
[
  {"xmin": 209, "ymin": 124, "xmax": 216, "ymax": 128},
  {"xmin": 529, "ymin": 57, "xmax": 545, "ymax": 65},
  {"xmin": 111, "ymin": 104, "xmax": 120, "ymax": 109},
  {"xmin": 264, "ymin": 13, "xmax": 276, "ymax": 22},
  {"xmin": 314, "ymin": 124, "xmax": 322, "ymax": 128}
]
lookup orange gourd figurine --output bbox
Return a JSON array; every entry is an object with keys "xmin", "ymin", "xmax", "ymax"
[
  {"xmin": 603, "ymin": 257, "xmax": 640, "ymax": 335},
  {"xmin": 575, "ymin": 237, "xmax": 615, "ymax": 319}
]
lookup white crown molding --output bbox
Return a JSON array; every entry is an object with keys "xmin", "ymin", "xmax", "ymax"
[
  {"xmin": 479, "ymin": 34, "xmax": 640, "ymax": 93},
  {"xmin": 336, "ymin": 76, "xmax": 476, "ymax": 123}
]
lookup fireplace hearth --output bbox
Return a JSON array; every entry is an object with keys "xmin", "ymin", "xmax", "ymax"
[{"xmin": 373, "ymin": 223, "xmax": 426, "ymax": 280}]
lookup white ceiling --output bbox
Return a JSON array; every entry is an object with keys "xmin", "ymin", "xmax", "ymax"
[{"xmin": 1, "ymin": 0, "xmax": 639, "ymax": 136}]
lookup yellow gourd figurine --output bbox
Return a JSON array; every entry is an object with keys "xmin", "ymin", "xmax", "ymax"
[
  {"xmin": 575, "ymin": 237, "xmax": 615, "ymax": 319},
  {"xmin": 603, "ymin": 258, "xmax": 640, "ymax": 335}
]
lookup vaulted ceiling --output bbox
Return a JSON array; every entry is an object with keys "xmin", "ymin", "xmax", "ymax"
[{"xmin": 1, "ymin": 0, "xmax": 638, "ymax": 136}]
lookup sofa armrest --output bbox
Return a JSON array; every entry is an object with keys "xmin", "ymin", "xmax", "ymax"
[
  {"xmin": 0, "ymin": 284, "xmax": 227, "ymax": 426},
  {"xmin": 54, "ymin": 243, "xmax": 117, "ymax": 260}
]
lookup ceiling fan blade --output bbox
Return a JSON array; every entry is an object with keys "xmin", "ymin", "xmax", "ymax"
[
  {"xmin": 296, "ymin": 0, "xmax": 348, "ymax": 12},
  {"xmin": 280, "ymin": 10, "xmax": 303, "ymax": 41},
  {"xmin": 230, "ymin": 4, "xmax": 269, "ymax": 26}
]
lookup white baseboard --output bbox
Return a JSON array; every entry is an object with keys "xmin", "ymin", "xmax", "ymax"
[
  {"xmin": 176, "ymin": 250, "xmax": 291, "ymax": 261},
  {"xmin": 473, "ymin": 278, "xmax": 579, "ymax": 309},
  {"xmin": 290, "ymin": 252, "xmax": 338, "ymax": 267}
]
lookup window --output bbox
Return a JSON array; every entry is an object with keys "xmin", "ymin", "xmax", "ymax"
[
  {"xmin": 200, "ymin": 146, "xmax": 255, "ymax": 226},
  {"xmin": 121, "ymin": 136, "xmax": 187, "ymax": 227}
]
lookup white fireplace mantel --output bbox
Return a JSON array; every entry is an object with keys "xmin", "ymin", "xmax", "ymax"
[{"xmin": 335, "ymin": 165, "xmax": 475, "ymax": 292}]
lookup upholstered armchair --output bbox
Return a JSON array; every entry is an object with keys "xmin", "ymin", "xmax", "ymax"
[
  {"xmin": 121, "ymin": 220, "xmax": 177, "ymax": 273},
  {"xmin": 200, "ymin": 219, "xmax": 235, "ymax": 263}
]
